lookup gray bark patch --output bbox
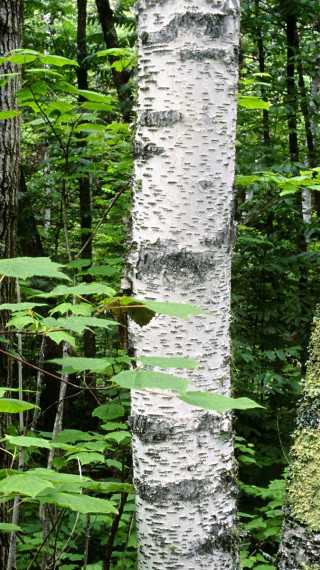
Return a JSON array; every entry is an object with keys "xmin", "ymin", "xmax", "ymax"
[
  {"xmin": 140, "ymin": 110, "xmax": 183, "ymax": 127},
  {"xmin": 145, "ymin": 13, "xmax": 226, "ymax": 45},
  {"xmin": 136, "ymin": 477, "xmax": 209, "ymax": 503}
]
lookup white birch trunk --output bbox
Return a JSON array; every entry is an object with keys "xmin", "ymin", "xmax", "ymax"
[{"xmin": 128, "ymin": 1, "xmax": 240, "ymax": 568}]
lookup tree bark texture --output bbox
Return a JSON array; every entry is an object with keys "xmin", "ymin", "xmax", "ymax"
[
  {"xmin": 95, "ymin": 0, "xmax": 133, "ymax": 120},
  {"xmin": 128, "ymin": 1, "xmax": 240, "ymax": 568},
  {"xmin": 277, "ymin": 317, "xmax": 320, "ymax": 569},
  {"xmin": 0, "ymin": 0, "xmax": 23, "ymax": 326}
]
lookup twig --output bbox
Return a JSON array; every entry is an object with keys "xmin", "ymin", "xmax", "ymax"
[{"xmin": 76, "ymin": 184, "xmax": 128, "ymax": 259}]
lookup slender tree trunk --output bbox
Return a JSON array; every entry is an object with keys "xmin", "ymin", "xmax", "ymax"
[
  {"xmin": 95, "ymin": 0, "xmax": 133, "ymax": 120},
  {"xmin": 76, "ymin": 0, "xmax": 97, "ymax": 412},
  {"xmin": 255, "ymin": 0, "xmax": 271, "ymax": 158},
  {"xmin": 129, "ymin": 2, "xmax": 240, "ymax": 568},
  {"xmin": 276, "ymin": 315, "xmax": 320, "ymax": 568},
  {"xmin": 285, "ymin": 13, "xmax": 299, "ymax": 164}
]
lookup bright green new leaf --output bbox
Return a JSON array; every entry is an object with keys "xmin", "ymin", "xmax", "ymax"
[
  {"xmin": 0, "ymin": 399, "xmax": 39, "ymax": 413},
  {"xmin": 0, "ymin": 474, "xmax": 53, "ymax": 498},
  {"xmin": 0, "ymin": 110, "xmax": 21, "ymax": 120},
  {"xmin": 238, "ymin": 96, "xmax": 270, "ymax": 110},
  {"xmin": 77, "ymin": 90, "xmax": 114, "ymax": 104},
  {"xmin": 112, "ymin": 369, "xmax": 193, "ymax": 393},
  {"xmin": 178, "ymin": 392, "xmax": 263, "ymax": 413},
  {"xmin": 0, "ymin": 257, "xmax": 69, "ymax": 280},
  {"xmin": 25, "ymin": 68, "xmax": 63, "ymax": 77},
  {"xmin": 134, "ymin": 356, "xmax": 198, "ymax": 369},
  {"xmin": 7, "ymin": 54, "xmax": 37, "ymax": 64},
  {"xmin": 40, "ymin": 54, "xmax": 79, "ymax": 67}
]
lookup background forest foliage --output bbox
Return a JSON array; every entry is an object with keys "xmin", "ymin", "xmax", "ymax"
[{"xmin": 0, "ymin": 0, "xmax": 320, "ymax": 568}]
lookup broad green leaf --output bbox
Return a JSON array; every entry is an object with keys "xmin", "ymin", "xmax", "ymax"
[
  {"xmin": 140, "ymin": 301, "xmax": 208, "ymax": 320},
  {"xmin": 97, "ymin": 48, "xmax": 130, "ymax": 57},
  {"xmin": 0, "ymin": 257, "xmax": 69, "ymax": 280},
  {"xmin": 0, "ymin": 110, "xmax": 21, "ymax": 120},
  {"xmin": 81, "ymin": 102, "xmax": 113, "ymax": 112},
  {"xmin": 28, "ymin": 468, "xmax": 91, "ymax": 483},
  {"xmin": 88, "ymin": 481, "xmax": 134, "ymax": 494},
  {"xmin": 49, "ymin": 302, "xmax": 94, "ymax": 316},
  {"xmin": 50, "ymin": 357, "xmax": 114, "ymax": 374},
  {"xmin": 67, "ymin": 452, "xmax": 105, "ymax": 465},
  {"xmin": 0, "ymin": 523, "xmax": 23, "ymax": 532},
  {"xmin": 0, "ymin": 399, "xmax": 39, "ymax": 413},
  {"xmin": 46, "ymin": 330, "xmax": 76, "ymax": 348},
  {"xmin": 0, "ymin": 474, "xmax": 53, "ymax": 498},
  {"xmin": 104, "ymin": 431, "xmax": 131, "ymax": 444},
  {"xmin": 135, "ymin": 356, "xmax": 198, "ymax": 369},
  {"xmin": 25, "ymin": 68, "xmax": 63, "ymax": 77},
  {"xmin": 38, "ymin": 283, "xmax": 116, "ymax": 298},
  {"xmin": 7, "ymin": 54, "xmax": 37, "ymax": 64},
  {"xmin": 77, "ymin": 90, "xmax": 114, "ymax": 104},
  {"xmin": 238, "ymin": 96, "xmax": 270, "ymax": 110},
  {"xmin": 52, "ymin": 430, "xmax": 100, "ymax": 444},
  {"xmin": 40, "ymin": 54, "xmax": 79, "ymax": 67},
  {"xmin": 0, "ymin": 302, "xmax": 47, "ymax": 311},
  {"xmin": 112, "ymin": 369, "xmax": 193, "ymax": 393},
  {"xmin": 66, "ymin": 259, "xmax": 91, "ymax": 268},
  {"xmin": 92, "ymin": 404, "xmax": 125, "ymax": 421},
  {"xmin": 85, "ymin": 266, "xmax": 119, "ymax": 277},
  {"xmin": 53, "ymin": 492, "xmax": 118, "ymax": 514},
  {"xmin": 4, "ymin": 435, "xmax": 52, "ymax": 449},
  {"xmin": 178, "ymin": 392, "xmax": 263, "ymax": 413}
]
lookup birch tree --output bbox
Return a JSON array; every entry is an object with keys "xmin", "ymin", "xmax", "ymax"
[{"xmin": 129, "ymin": 1, "xmax": 240, "ymax": 567}]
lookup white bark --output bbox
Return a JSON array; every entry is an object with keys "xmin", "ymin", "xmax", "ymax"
[{"xmin": 129, "ymin": 1, "xmax": 240, "ymax": 568}]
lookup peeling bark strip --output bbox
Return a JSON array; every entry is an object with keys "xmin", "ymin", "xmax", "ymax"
[{"xmin": 129, "ymin": 1, "xmax": 240, "ymax": 568}]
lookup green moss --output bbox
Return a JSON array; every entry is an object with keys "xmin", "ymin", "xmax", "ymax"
[
  {"xmin": 304, "ymin": 319, "xmax": 320, "ymax": 398},
  {"xmin": 289, "ymin": 429, "xmax": 320, "ymax": 530}
]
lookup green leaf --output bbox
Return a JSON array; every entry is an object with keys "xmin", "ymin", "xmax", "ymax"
[
  {"xmin": 7, "ymin": 54, "xmax": 37, "ymax": 64},
  {"xmin": 238, "ymin": 96, "xmax": 270, "ymax": 110},
  {"xmin": 67, "ymin": 452, "xmax": 105, "ymax": 465},
  {"xmin": 0, "ymin": 110, "xmax": 21, "ymax": 120},
  {"xmin": 0, "ymin": 302, "xmax": 47, "ymax": 311},
  {"xmin": 0, "ymin": 474, "xmax": 53, "ymax": 498},
  {"xmin": 104, "ymin": 431, "xmax": 131, "ymax": 444},
  {"xmin": 140, "ymin": 301, "xmax": 208, "ymax": 320},
  {"xmin": 134, "ymin": 356, "xmax": 198, "ymax": 369},
  {"xmin": 77, "ymin": 90, "xmax": 114, "ymax": 104},
  {"xmin": 92, "ymin": 404, "xmax": 125, "ymax": 421},
  {"xmin": 50, "ymin": 357, "xmax": 114, "ymax": 374},
  {"xmin": 25, "ymin": 68, "xmax": 63, "ymax": 77},
  {"xmin": 38, "ymin": 283, "xmax": 116, "ymax": 298},
  {"xmin": 53, "ymin": 492, "xmax": 118, "ymax": 514},
  {"xmin": 49, "ymin": 302, "xmax": 94, "ymax": 317},
  {"xmin": 0, "ymin": 257, "xmax": 69, "ymax": 280},
  {"xmin": 178, "ymin": 392, "xmax": 263, "ymax": 413},
  {"xmin": 40, "ymin": 54, "xmax": 79, "ymax": 67},
  {"xmin": 4, "ymin": 435, "xmax": 52, "ymax": 449},
  {"xmin": 112, "ymin": 369, "xmax": 193, "ymax": 393},
  {"xmin": 0, "ymin": 523, "xmax": 23, "ymax": 532},
  {"xmin": 46, "ymin": 331, "xmax": 76, "ymax": 348},
  {"xmin": 0, "ymin": 399, "xmax": 39, "ymax": 413}
]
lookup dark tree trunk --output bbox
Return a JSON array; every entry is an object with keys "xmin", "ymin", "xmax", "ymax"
[
  {"xmin": 285, "ymin": 13, "xmax": 299, "ymax": 164},
  {"xmin": 95, "ymin": 0, "xmax": 133, "ymax": 120}
]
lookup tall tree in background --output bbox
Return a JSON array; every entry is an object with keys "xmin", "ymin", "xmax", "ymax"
[
  {"xmin": 0, "ymin": 0, "xmax": 23, "ymax": 365},
  {"xmin": 129, "ymin": 1, "xmax": 240, "ymax": 567}
]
